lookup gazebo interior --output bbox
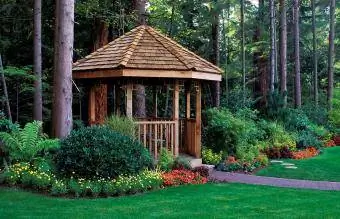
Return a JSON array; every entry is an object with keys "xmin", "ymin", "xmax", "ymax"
[{"xmin": 73, "ymin": 25, "xmax": 222, "ymax": 160}]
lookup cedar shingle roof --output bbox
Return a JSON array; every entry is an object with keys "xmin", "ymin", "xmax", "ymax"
[{"xmin": 73, "ymin": 25, "xmax": 222, "ymax": 80}]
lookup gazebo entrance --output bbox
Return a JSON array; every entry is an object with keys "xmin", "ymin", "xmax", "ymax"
[{"xmin": 73, "ymin": 25, "xmax": 222, "ymax": 160}]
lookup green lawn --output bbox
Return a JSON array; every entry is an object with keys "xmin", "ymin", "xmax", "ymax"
[
  {"xmin": 1, "ymin": 183, "xmax": 340, "ymax": 218},
  {"xmin": 256, "ymin": 147, "xmax": 340, "ymax": 182}
]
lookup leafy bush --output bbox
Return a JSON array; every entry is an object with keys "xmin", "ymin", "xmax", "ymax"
[
  {"xmin": 262, "ymin": 146, "xmax": 292, "ymax": 159},
  {"xmin": 329, "ymin": 87, "xmax": 340, "ymax": 127},
  {"xmin": 297, "ymin": 130, "xmax": 323, "ymax": 149},
  {"xmin": 201, "ymin": 147, "xmax": 222, "ymax": 165},
  {"xmin": 4, "ymin": 162, "xmax": 55, "ymax": 190},
  {"xmin": 258, "ymin": 120, "xmax": 296, "ymax": 150},
  {"xmin": 256, "ymin": 154, "xmax": 269, "ymax": 166},
  {"xmin": 55, "ymin": 126, "xmax": 153, "ymax": 179},
  {"xmin": 158, "ymin": 148, "xmax": 174, "ymax": 172},
  {"xmin": 51, "ymin": 179, "xmax": 69, "ymax": 196},
  {"xmin": 72, "ymin": 119, "xmax": 85, "ymax": 130},
  {"xmin": 0, "ymin": 121, "xmax": 59, "ymax": 162},
  {"xmin": 105, "ymin": 115, "xmax": 136, "ymax": 138},
  {"xmin": 204, "ymin": 108, "xmax": 263, "ymax": 161},
  {"xmin": 0, "ymin": 118, "xmax": 19, "ymax": 133}
]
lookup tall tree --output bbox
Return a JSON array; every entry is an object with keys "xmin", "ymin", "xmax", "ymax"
[
  {"xmin": 293, "ymin": 0, "xmax": 301, "ymax": 107},
  {"xmin": 327, "ymin": 0, "xmax": 335, "ymax": 109},
  {"xmin": 269, "ymin": 0, "xmax": 276, "ymax": 93},
  {"xmin": 52, "ymin": 0, "xmax": 74, "ymax": 137},
  {"xmin": 133, "ymin": 0, "xmax": 147, "ymax": 118},
  {"xmin": 211, "ymin": 0, "xmax": 220, "ymax": 107},
  {"xmin": 312, "ymin": 0, "xmax": 318, "ymax": 105},
  {"xmin": 33, "ymin": 0, "xmax": 43, "ymax": 121},
  {"xmin": 240, "ymin": 0, "xmax": 245, "ymax": 105},
  {"xmin": 280, "ymin": 0, "xmax": 287, "ymax": 106}
]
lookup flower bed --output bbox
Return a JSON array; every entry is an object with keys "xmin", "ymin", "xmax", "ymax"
[
  {"xmin": 162, "ymin": 169, "xmax": 208, "ymax": 187},
  {"xmin": 324, "ymin": 140, "xmax": 336, "ymax": 148},
  {"xmin": 291, "ymin": 147, "xmax": 319, "ymax": 160},
  {"xmin": 2, "ymin": 162, "xmax": 163, "ymax": 198}
]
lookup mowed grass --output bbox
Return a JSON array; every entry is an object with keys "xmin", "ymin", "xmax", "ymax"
[
  {"xmin": 1, "ymin": 183, "xmax": 340, "ymax": 218},
  {"xmin": 257, "ymin": 147, "xmax": 340, "ymax": 182}
]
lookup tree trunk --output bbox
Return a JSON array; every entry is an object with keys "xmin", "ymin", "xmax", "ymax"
[
  {"xmin": 133, "ymin": 0, "xmax": 147, "ymax": 117},
  {"xmin": 211, "ymin": 0, "xmax": 220, "ymax": 107},
  {"xmin": 312, "ymin": 0, "xmax": 318, "ymax": 105},
  {"xmin": 327, "ymin": 0, "xmax": 335, "ymax": 109},
  {"xmin": 241, "ymin": 0, "xmax": 246, "ymax": 106},
  {"xmin": 168, "ymin": 0, "xmax": 175, "ymax": 36},
  {"xmin": 0, "ymin": 55, "xmax": 12, "ymax": 122},
  {"xmin": 93, "ymin": 19, "xmax": 109, "ymax": 51},
  {"xmin": 280, "ymin": 0, "xmax": 287, "ymax": 106},
  {"xmin": 33, "ymin": 0, "xmax": 43, "ymax": 121},
  {"xmin": 293, "ymin": 0, "xmax": 301, "ymax": 107},
  {"xmin": 270, "ymin": 0, "xmax": 276, "ymax": 93},
  {"xmin": 52, "ymin": 0, "xmax": 74, "ymax": 138}
]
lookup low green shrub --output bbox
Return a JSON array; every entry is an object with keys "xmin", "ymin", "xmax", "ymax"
[
  {"xmin": 297, "ymin": 130, "xmax": 323, "ymax": 149},
  {"xmin": 158, "ymin": 148, "xmax": 174, "ymax": 172},
  {"xmin": 201, "ymin": 147, "xmax": 222, "ymax": 165},
  {"xmin": 51, "ymin": 179, "xmax": 69, "ymax": 196},
  {"xmin": 105, "ymin": 115, "xmax": 136, "ymax": 138},
  {"xmin": 204, "ymin": 108, "xmax": 264, "ymax": 162},
  {"xmin": 329, "ymin": 87, "xmax": 340, "ymax": 127},
  {"xmin": 72, "ymin": 119, "xmax": 85, "ymax": 130},
  {"xmin": 55, "ymin": 126, "xmax": 153, "ymax": 179}
]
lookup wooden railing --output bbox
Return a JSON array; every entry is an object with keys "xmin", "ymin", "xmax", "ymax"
[{"xmin": 135, "ymin": 120, "xmax": 176, "ymax": 159}]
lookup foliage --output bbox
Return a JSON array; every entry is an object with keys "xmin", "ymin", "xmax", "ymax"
[
  {"xmin": 262, "ymin": 146, "xmax": 293, "ymax": 159},
  {"xmin": 256, "ymin": 154, "xmax": 269, "ymax": 166},
  {"xmin": 0, "ymin": 121, "xmax": 59, "ymax": 162},
  {"xmin": 258, "ymin": 120, "xmax": 296, "ymax": 150},
  {"xmin": 172, "ymin": 156, "xmax": 191, "ymax": 170},
  {"xmin": 204, "ymin": 108, "xmax": 263, "ymax": 162},
  {"xmin": 51, "ymin": 179, "xmax": 69, "ymax": 196},
  {"xmin": 0, "ymin": 117, "xmax": 19, "ymax": 133},
  {"xmin": 104, "ymin": 115, "xmax": 136, "ymax": 138},
  {"xmin": 162, "ymin": 169, "xmax": 207, "ymax": 187},
  {"xmin": 291, "ymin": 147, "xmax": 319, "ymax": 160},
  {"xmin": 157, "ymin": 148, "xmax": 174, "ymax": 172},
  {"xmin": 72, "ymin": 119, "xmax": 85, "ymax": 131},
  {"xmin": 201, "ymin": 147, "xmax": 222, "ymax": 165},
  {"xmin": 4, "ymin": 162, "xmax": 55, "ymax": 190},
  {"xmin": 329, "ymin": 87, "xmax": 340, "ymax": 127},
  {"xmin": 297, "ymin": 130, "xmax": 323, "ymax": 149},
  {"xmin": 55, "ymin": 126, "xmax": 153, "ymax": 179}
]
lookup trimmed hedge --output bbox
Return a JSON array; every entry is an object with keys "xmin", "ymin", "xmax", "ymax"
[{"xmin": 55, "ymin": 126, "xmax": 153, "ymax": 179}]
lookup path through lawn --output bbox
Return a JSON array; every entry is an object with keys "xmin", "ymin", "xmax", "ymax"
[
  {"xmin": 256, "ymin": 147, "xmax": 340, "ymax": 182},
  {"xmin": 1, "ymin": 183, "xmax": 340, "ymax": 218}
]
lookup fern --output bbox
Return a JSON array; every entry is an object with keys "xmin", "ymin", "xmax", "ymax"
[{"xmin": 0, "ymin": 121, "xmax": 60, "ymax": 162}]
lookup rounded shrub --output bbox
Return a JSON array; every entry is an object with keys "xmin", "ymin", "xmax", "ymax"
[{"xmin": 55, "ymin": 126, "xmax": 153, "ymax": 179}]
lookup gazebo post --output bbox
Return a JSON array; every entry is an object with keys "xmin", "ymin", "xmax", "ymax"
[
  {"xmin": 126, "ymin": 83, "xmax": 133, "ymax": 118},
  {"xmin": 195, "ymin": 81, "xmax": 201, "ymax": 158},
  {"xmin": 185, "ymin": 81, "xmax": 191, "ymax": 119},
  {"xmin": 173, "ymin": 80, "xmax": 179, "ymax": 156},
  {"xmin": 153, "ymin": 86, "xmax": 158, "ymax": 118},
  {"xmin": 88, "ymin": 85, "xmax": 96, "ymax": 125}
]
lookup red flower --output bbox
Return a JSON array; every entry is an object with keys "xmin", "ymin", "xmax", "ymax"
[{"xmin": 162, "ymin": 169, "xmax": 208, "ymax": 187}]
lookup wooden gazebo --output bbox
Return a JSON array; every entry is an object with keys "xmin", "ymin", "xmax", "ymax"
[{"xmin": 73, "ymin": 25, "xmax": 222, "ymax": 159}]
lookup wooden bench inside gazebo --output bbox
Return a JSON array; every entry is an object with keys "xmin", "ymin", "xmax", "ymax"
[{"xmin": 73, "ymin": 25, "xmax": 222, "ymax": 160}]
